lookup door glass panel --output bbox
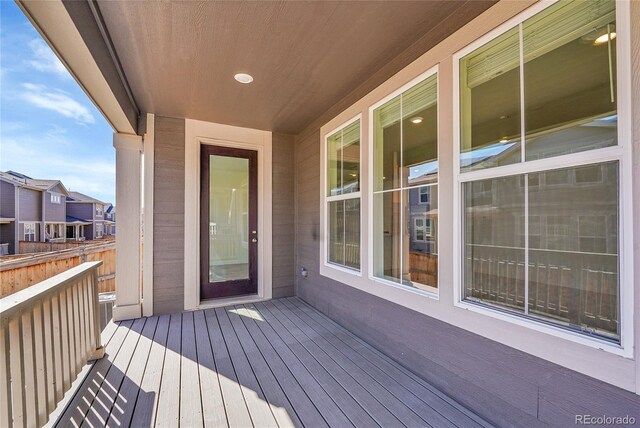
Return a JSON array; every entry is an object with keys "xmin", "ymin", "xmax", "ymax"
[{"xmin": 209, "ymin": 155, "xmax": 249, "ymax": 283}]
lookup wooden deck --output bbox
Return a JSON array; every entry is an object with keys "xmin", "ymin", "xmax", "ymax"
[{"xmin": 54, "ymin": 297, "xmax": 491, "ymax": 427}]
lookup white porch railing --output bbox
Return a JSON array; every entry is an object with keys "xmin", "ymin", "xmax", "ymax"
[{"xmin": 0, "ymin": 261, "xmax": 104, "ymax": 427}]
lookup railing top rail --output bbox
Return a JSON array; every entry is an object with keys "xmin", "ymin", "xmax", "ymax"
[{"xmin": 0, "ymin": 261, "xmax": 102, "ymax": 320}]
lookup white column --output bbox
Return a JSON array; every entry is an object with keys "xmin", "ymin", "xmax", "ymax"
[{"xmin": 112, "ymin": 133, "xmax": 143, "ymax": 321}]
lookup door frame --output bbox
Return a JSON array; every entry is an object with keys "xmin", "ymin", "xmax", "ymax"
[{"xmin": 184, "ymin": 119, "xmax": 272, "ymax": 311}]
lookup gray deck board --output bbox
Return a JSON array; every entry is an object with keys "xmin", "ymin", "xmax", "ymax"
[
  {"xmin": 250, "ymin": 302, "xmax": 355, "ymax": 428},
  {"xmin": 156, "ymin": 313, "xmax": 182, "ymax": 427},
  {"xmin": 235, "ymin": 305, "xmax": 328, "ymax": 428},
  {"xmin": 193, "ymin": 311, "xmax": 227, "ymax": 428},
  {"xmin": 261, "ymin": 300, "xmax": 401, "ymax": 427},
  {"xmin": 215, "ymin": 307, "xmax": 279, "ymax": 428},
  {"xmin": 55, "ymin": 320, "xmax": 132, "ymax": 427},
  {"xmin": 285, "ymin": 297, "xmax": 492, "ymax": 428},
  {"xmin": 130, "ymin": 314, "xmax": 170, "ymax": 428},
  {"xmin": 204, "ymin": 308, "xmax": 253, "ymax": 428},
  {"xmin": 226, "ymin": 305, "xmax": 301, "ymax": 428},
  {"xmin": 180, "ymin": 312, "xmax": 204, "ymax": 427},
  {"xmin": 54, "ymin": 298, "xmax": 490, "ymax": 428},
  {"xmin": 107, "ymin": 316, "xmax": 159, "ymax": 428}
]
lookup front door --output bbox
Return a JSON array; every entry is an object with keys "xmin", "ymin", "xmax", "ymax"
[{"xmin": 200, "ymin": 145, "xmax": 258, "ymax": 299}]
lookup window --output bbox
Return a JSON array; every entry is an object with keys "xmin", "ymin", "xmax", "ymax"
[
  {"xmin": 325, "ymin": 118, "xmax": 360, "ymax": 270},
  {"xmin": 50, "ymin": 193, "xmax": 62, "ymax": 204},
  {"xmin": 458, "ymin": 0, "xmax": 621, "ymax": 342},
  {"xmin": 24, "ymin": 223, "xmax": 36, "ymax": 241},
  {"xmin": 413, "ymin": 217, "xmax": 434, "ymax": 242},
  {"xmin": 418, "ymin": 187, "xmax": 429, "ymax": 204},
  {"xmin": 96, "ymin": 205, "xmax": 103, "ymax": 216},
  {"xmin": 373, "ymin": 72, "xmax": 438, "ymax": 291},
  {"xmin": 96, "ymin": 223, "xmax": 104, "ymax": 238}
]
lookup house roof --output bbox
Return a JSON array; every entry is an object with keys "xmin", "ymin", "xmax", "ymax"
[
  {"xmin": 105, "ymin": 204, "xmax": 115, "ymax": 214},
  {"xmin": 66, "ymin": 215, "xmax": 92, "ymax": 225},
  {"xmin": 0, "ymin": 171, "xmax": 69, "ymax": 195},
  {"xmin": 66, "ymin": 191, "xmax": 107, "ymax": 205}
]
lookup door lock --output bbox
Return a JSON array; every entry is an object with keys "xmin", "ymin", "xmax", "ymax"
[{"xmin": 252, "ymin": 238, "xmax": 258, "ymax": 243}]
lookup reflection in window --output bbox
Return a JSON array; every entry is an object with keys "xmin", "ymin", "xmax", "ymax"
[
  {"xmin": 326, "ymin": 120, "xmax": 361, "ymax": 270},
  {"xmin": 460, "ymin": 0, "xmax": 617, "ymax": 170},
  {"xmin": 373, "ymin": 73, "xmax": 438, "ymax": 291},
  {"xmin": 463, "ymin": 162, "xmax": 619, "ymax": 341}
]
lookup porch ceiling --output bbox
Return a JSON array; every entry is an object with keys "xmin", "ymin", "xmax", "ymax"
[{"xmin": 96, "ymin": 0, "xmax": 495, "ymax": 134}]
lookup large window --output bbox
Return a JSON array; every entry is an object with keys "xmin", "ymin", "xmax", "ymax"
[
  {"xmin": 326, "ymin": 119, "xmax": 361, "ymax": 270},
  {"xmin": 372, "ymin": 72, "xmax": 438, "ymax": 291},
  {"xmin": 458, "ymin": 0, "xmax": 621, "ymax": 342}
]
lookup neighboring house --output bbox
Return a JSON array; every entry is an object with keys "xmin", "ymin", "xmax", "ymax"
[
  {"xmin": 0, "ymin": 171, "xmax": 69, "ymax": 254},
  {"xmin": 66, "ymin": 191, "xmax": 108, "ymax": 240},
  {"xmin": 104, "ymin": 204, "xmax": 116, "ymax": 235}
]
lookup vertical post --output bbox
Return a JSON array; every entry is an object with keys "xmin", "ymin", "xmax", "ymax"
[
  {"xmin": 112, "ymin": 133, "xmax": 143, "ymax": 321},
  {"xmin": 142, "ymin": 113, "xmax": 155, "ymax": 317}
]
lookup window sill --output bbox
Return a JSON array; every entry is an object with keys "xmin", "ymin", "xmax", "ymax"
[{"xmin": 453, "ymin": 299, "xmax": 630, "ymax": 358}]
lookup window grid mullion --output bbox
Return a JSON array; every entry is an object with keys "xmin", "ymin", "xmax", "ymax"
[
  {"xmin": 399, "ymin": 92, "xmax": 404, "ymax": 285},
  {"xmin": 519, "ymin": 22, "xmax": 529, "ymax": 315}
]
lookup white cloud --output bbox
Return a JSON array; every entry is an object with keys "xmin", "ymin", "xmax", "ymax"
[
  {"xmin": 27, "ymin": 39, "xmax": 69, "ymax": 79},
  {"xmin": 21, "ymin": 83, "xmax": 95, "ymax": 124}
]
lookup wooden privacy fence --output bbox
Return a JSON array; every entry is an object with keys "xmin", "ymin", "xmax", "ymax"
[
  {"xmin": 18, "ymin": 237, "xmax": 114, "ymax": 254},
  {"xmin": 0, "ymin": 242, "xmax": 115, "ymax": 298},
  {"xmin": 0, "ymin": 261, "xmax": 104, "ymax": 428}
]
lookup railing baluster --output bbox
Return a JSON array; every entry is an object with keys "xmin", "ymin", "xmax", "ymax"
[
  {"xmin": 8, "ymin": 315, "xmax": 26, "ymax": 428},
  {"xmin": 71, "ymin": 282, "xmax": 82, "ymax": 373},
  {"xmin": 76, "ymin": 279, "xmax": 87, "ymax": 362},
  {"xmin": 65, "ymin": 287, "xmax": 78, "ymax": 377},
  {"xmin": 21, "ymin": 309, "xmax": 37, "ymax": 428},
  {"xmin": 1, "ymin": 319, "xmax": 12, "ymax": 428},
  {"xmin": 42, "ymin": 299, "xmax": 56, "ymax": 416},
  {"xmin": 51, "ymin": 293, "xmax": 64, "ymax": 403},
  {"xmin": 58, "ymin": 289, "xmax": 71, "ymax": 392},
  {"xmin": 32, "ymin": 302, "xmax": 48, "ymax": 426}
]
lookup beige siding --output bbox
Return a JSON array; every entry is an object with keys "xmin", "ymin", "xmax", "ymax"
[
  {"xmin": 272, "ymin": 133, "xmax": 296, "ymax": 298},
  {"xmin": 153, "ymin": 116, "xmax": 186, "ymax": 315}
]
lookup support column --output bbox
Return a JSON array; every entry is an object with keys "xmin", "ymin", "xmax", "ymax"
[{"xmin": 112, "ymin": 133, "xmax": 143, "ymax": 321}]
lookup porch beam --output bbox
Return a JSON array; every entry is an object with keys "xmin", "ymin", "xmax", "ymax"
[{"xmin": 112, "ymin": 133, "xmax": 142, "ymax": 321}]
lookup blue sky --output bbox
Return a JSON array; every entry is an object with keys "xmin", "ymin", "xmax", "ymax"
[{"xmin": 0, "ymin": 1, "xmax": 115, "ymax": 204}]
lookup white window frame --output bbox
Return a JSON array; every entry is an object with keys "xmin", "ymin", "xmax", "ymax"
[
  {"xmin": 322, "ymin": 115, "xmax": 363, "ymax": 275},
  {"xmin": 96, "ymin": 205, "xmax": 103, "ymax": 216},
  {"xmin": 50, "ymin": 193, "xmax": 62, "ymax": 204},
  {"xmin": 412, "ymin": 216, "xmax": 434, "ymax": 242},
  {"xmin": 452, "ymin": 0, "xmax": 634, "ymax": 357},
  {"xmin": 24, "ymin": 222, "xmax": 36, "ymax": 241},
  {"xmin": 418, "ymin": 186, "xmax": 429, "ymax": 204},
  {"xmin": 368, "ymin": 67, "xmax": 440, "ymax": 296}
]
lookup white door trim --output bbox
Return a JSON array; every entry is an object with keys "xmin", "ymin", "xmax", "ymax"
[{"xmin": 184, "ymin": 119, "xmax": 273, "ymax": 311}]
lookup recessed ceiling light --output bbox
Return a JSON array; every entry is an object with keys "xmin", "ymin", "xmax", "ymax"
[
  {"xmin": 234, "ymin": 73, "xmax": 254, "ymax": 84},
  {"xmin": 410, "ymin": 116, "xmax": 423, "ymax": 124},
  {"xmin": 594, "ymin": 32, "xmax": 616, "ymax": 45}
]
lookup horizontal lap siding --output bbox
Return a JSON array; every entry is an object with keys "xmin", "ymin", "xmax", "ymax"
[
  {"xmin": 18, "ymin": 188, "xmax": 41, "ymax": 221},
  {"xmin": 272, "ymin": 133, "xmax": 296, "ymax": 298},
  {"xmin": 153, "ymin": 116, "xmax": 185, "ymax": 315},
  {"xmin": 293, "ymin": 30, "xmax": 640, "ymax": 424}
]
